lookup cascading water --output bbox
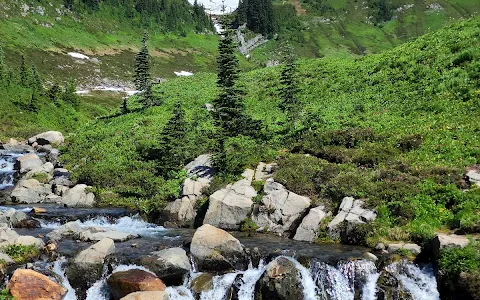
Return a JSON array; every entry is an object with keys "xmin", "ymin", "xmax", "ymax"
[
  {"xmin": 312, "ymin": 261, "xmax": 354, "ymax": 300},
  {"xmin": 51, "ymin": 258, "xmax": 77, "ymax": 300},
  {"xmin": 0, "ymin": 151, "xmax": 22, "ymax": 190}
]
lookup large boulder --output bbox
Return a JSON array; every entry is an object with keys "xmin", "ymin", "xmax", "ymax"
[
  {"xmin": 120, "ymin": 291, "xmax": 170, "ymax": 300},
  {"xmin": 293, "ymin": 206, "xmax": 330, "ymax": 242},
  {"xmin": 107, "ymin": 269, "xmax": 166, "ymax": 300},
  {"xmin": 431, "ymin": 233, "xmax": 469, "ymax": 261},
  {"xmin": 386, "ymin": 243, "xmax": 422, "ymax": 255},
  {"xmin": 0, "ymin": 208, "xmax": 27, "ymax": 227},
  {"xmin": 252, "ymin": 178, "xmax": 311, "ymax": 236},
  {"xmin": 254, "ymin": 162, "xmax": 277, "ymax": 181},
  {"xmin": 61, "ymin": 184, "xmax": 96, "ymax": 207},
  {"xmin": 140, "ymin": 247, "xmax": 191, "ymax": 285},
  {"xmin": 46, "ymin": 148, "xmax": 61, "ymax": 166},
  {"xmin": 67, "ymin": 238, "xmax": 115, "ymax": 299},
  {"xmin": 190, "ymin": 224, "xmax": 248, "ymax": 272},
  {"xmin": 184, "ymin": 154, "xmax": 214, "ymax": 178},
  {"xmin": 10, "ymin": 179, "xmax": 51, "ymax": 203},
  {"xmin": 327, "ymin": 197, "xmax": 377, "ymax": 240},
  {"xmin": 28, "ymin": 131, "xmax": 64, "ymax": 146},
  {"xmin": 7, "ymin": 269, "xmax": 67, "ymax": 300},
  {"xmin": 254, "ymin": 257, "xmax": 303, "ymax": 300},
  {"xmin": 14, "ymin": 153, "xmax": 43, "ymax": 173}
]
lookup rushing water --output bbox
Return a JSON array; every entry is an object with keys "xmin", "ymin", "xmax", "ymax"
[{"xmin": 0, "ymin": 151, "xmax": 22, "ymax": 190}]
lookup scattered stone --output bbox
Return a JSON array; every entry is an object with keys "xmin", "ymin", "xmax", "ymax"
[
  {"xmin": 327, "ymin": 197, "xmax": 377, "ymax": 239},
  {"xmin": 387, "ymin": 243, "xmax": 421, "ymax": 255},
  {"xmin": 254, "ymin": 257, "xmax": 304, "ymax": 299},
  {"xmin": 190, "ymin": 224, "xmax": 248, "ymax": 272},
  {"xmin": 375, "ymin": 243, "xmax": 386, "ymax": 251},
  {"xmin": 293, "ymin": 206, "xmax": 330, "ymax": 242},
  {"xmin": 47, "ymin": 221, "xmax": 136, "ymax": 242},
  {"xmin": 107, "ymin": 269, "xmax": 166, "ymax": 300},
  {"xmin": 254, "ymin": 162, "xmax": 276, "ymax": 181},
  {"xmin": 363, "ymin": 252, "xmax": 378, "ymax": 262},
  {"xmin": 13, "ymin": 218, "xmax": 41, "ymax": 229},
  {"xmin": 31, "ymin": 207, "xmax": 47, "ymax": 214},
  {"xmin": 61, "ymin": 184, "xmax": 96, "ymax": 207},
  {"xmin": 140, "ymin": 247, "xmax": 191, "ymax": 285},
  {"xmin": 46, "ymin": 148, "xmax": 61, "ymax": 166},
  {"xmin": 28, "ymin": 131, "xmax": 64, "ymax": 146},
  {"xmin": 7, "ymin": 269, "xmax": 67, "ymax": 300},
  {"xmin": 14, "ymin": 154, "xmax": 43, "ymax": 173}
]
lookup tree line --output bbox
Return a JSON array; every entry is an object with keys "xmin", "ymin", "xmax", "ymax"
[
  {"xmin": 0, "ymin": 45, "xmax": 78, "ymax": 112},
  {"xmin": 63, "ymin": 0, "xmax": 213, "ymax": 33}
]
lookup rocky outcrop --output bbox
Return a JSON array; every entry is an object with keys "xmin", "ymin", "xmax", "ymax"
[
  {"xmin": 327, "ymin": 197, "xmax": 377, "ymax": 239},
  {"xmin": 252, "ymin": 178, "xmax": 311, "ymax": 236},
  {"xmin": 120, "ymin": 291, "xmax": 170, "ymax": 300},
  {"xmin": 10, "ymin": 179, "xmax": 51, "ymax": 203},
  {"xmin": 7, "ymin": 269, "xmax": 67, "ymax": 300},
  {"xmin": 25, "ymin": 162, "xmax": 54, "ymax": 181},
  {"xmin": 47, "ymin": 221, "xmax": 136, "ymax": 242},
  {"xmin": 107, "ymin": 269, "xmax": 166, "ymax": 300},
  {"xmin": 376, "ymin": 270, "xmax": 413, "ymax": 300},
  {"xmin": 14, "ymin": 153, "xmax": 43, "ymax": 173},
  {"xmin": 0, "ymin": 208, "xmax": 27, "ymax": 227},
  {"xmin": 140, "ymin": 247, "xmax": 191, "ymax": 285},
  {"xmin": 431, "ymin": 233, "xmax": 469, "ymax": 261},
  {"xmin": 190, "ymin": 224, "xmax": 248, "ymax": 272},
  {"xmin": 293, "ymin": 206, "xmax": 330, "ymax": 242},
  {"xmin": 254, "ymin": 257, "xmax": 303, "ymax": 300},
  {"xmin": 0, "ymin": 224, "xmax": 44, "ymax": 249},
  {"xmin": 61, "ymin": 184, "xmax": 96, "ymax": 207},
  {"xmin": 67, "ymin": 238, "xmax": 115, "ymax": 298},
  {"xmin": 465, "ymin": 166, "xmax": 480, "ymax": 187},
  {"xmin": 203, "ymin": 170, "xmax": 256, "ymax": 230},
  {"xmin": 164, "ymin": 155, "xmax": 214, "ymax": 227},
  {"xmin": 254, "ymin": 162, "xmax": 277, "ymax": 181},
  {"xmin": 28, "ymin": 131, "xmax": 64, "ymax": 146}
]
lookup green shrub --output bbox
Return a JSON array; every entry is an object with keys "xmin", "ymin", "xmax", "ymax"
[
  {"xmin": 2, "ymin": 244, "xmax": 40, "ymax": 263},
  {"xmin": 439, "ymin": 240, "xmax": 480, "ymax": 278},
  {"xmin": 397, "ymin": 134, "xmax": 423, "ymax": 151},
  {"xmin": 240, "ymin": 217, "xmax": 259, "ymax": 232},
  {"xmin": 30, "ymin": 172, "xmax": 50, "ymax": 183}
]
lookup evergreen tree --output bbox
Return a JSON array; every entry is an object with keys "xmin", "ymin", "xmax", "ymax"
[
  {"xmin": 19, "ymin": 55, "xmax": 29, "ymax": 87},
  {"xmin": 139, "ymin": 81, "xmax": 160, "ymax": 107},
  {"xmin": 156, "ymin": 102, "xmax": 188, "ymax": 176},
  {"xmin": 0, "ymin": 44, "xmax": 5, "ymax": 84},
  {"xmin": 134, "ymin": 31, "xmax": 151, "ymax": 91},
  {"xmin": 213, "ymin": 29, "xmax": 249, "ymax": 138},
  {"xmin": 48, "ymin": 84, "xmax": 61, "ymax": 106},
  {"xmin": 62, "ymin": 80, "xmax": 79, "ymax": 106},
  {"xmin": 278, "ymin": 45, "xmax": 300, "ymax": 129},
  {"xmin": 28, "ymin": 91, "xmax": 39, "ymax": 112},
  {"xmin": 30, "ymin": 63, "xmax": 43, "ymax": 94},
  {"xmin": 236, "ymin": 0, "xmax": 276, "ymax": 35},
  {"xmin": 120, "ymin": 97, "xmax": 129, "ymax": 114}
]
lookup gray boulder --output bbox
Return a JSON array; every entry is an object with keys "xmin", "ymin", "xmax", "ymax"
[
  {"xmin": 11, "ymin": 179, "xmax": 51, "ymax": 203},
  {"xmin": 387, "ymin": 243, "xmax": 422, "ymax": 255},
  {"xmin": 46, "ymin": 148, "xmax": 61, "ymax": 166},
  {"xmin": 190, "ymin": 224, "xmax": 248, "ymax": 272},
  {"xmin": 254, "ymin": 162, "xmax": 277, "ymax": 181},
  {"xmin": 140, "ymin": 247, "xmax": 191, "ymax": 285},
  {"xmin": 61, "ymin": 184, "xmax": 95, "ymax": 207},
  {"xmin": 28, "ymin": 131, "xmax": 64, "ymax": 146},
  {"xmin": 252, "ymin": 178, "xmax": 311, "ymax": 235},
  {"xmin": 465, "ymin": 167, "xmax": 480, "ymax": 187},
  {"xmin": 14, "ymin": 154, "xmax": 43, "ymax": 173},
  {"xmin": 327, "ymin": 197, "xmax": 377, "ymax": 239},
  {"xmin": 203, "ymin": 174, "xmax": 256, "ymax": 230},
  {"xmin": 47, "ymin": 221, "xmax": 136, "ymax": 242},
  {"xmin": 293, "ymin": 206, "xmax": 330, "ymax": 242},
  {"xmin": 183, "ymin": 154, "xmax": 214, "ymax": 178}
]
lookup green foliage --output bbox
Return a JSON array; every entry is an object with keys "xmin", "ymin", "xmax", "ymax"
[
  {"xmin": 236, "ymin": 0, "xmax": 276, "ymax": 35},
  {"xmin": 31, "ymin": 172, "xmax": 50, "ymax": 184},
  {"xmin": 278, "ymin": 45, "xmax": 300, "ymax": 129},
  {"xmin": 134, "ymin": 32, "xmax": 151, "ymax": 92},
  {"xmin": 439, "ymin": 240, "xmax": 480, "ymax": 278},
  {"xmin": 240, "ymin": 217, "xmax": 259, "ymax": 232},
  {"xmin": 2, "ymin": 244, "xmax": 40, "ymax": 263},
  {"xmin": 0, "ymin": 289, "xmax": 13, "ymax": 300}
]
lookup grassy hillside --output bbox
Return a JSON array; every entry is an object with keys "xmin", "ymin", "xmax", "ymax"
[{"xmin": 61, "ymin": 16, "xmax": 480, "ymax": 247}]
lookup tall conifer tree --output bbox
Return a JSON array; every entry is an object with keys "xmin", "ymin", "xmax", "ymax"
[
  {"xmin": 19, "ymin": 55, "xmax": 29, "ymax": 87},
  {"xmin": 278, "ymin": 45, "xmax": 300, "ymax": 129},
  {"xmin": 134, "ymin": 31, "xmax": 151, "ymax": 91},
  {"xmin": 0, "ymin": 45, "xmax": 5, "ymax": 83}
]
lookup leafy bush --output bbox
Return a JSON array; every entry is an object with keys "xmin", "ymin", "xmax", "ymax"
[
  {"xmin": 439, "ymin": 240, "xmax": 480, "ymax": 278},
  {"xmin": 397, "ymin": 134, "xmax": 423, "ymax": 151},
  {"xmin": 2, "ymin": 244, "xmax": 40, "ymax": 263}
]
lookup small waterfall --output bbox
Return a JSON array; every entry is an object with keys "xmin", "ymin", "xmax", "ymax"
[
  {"xmin": 51, "ymin": 258, "xmax": 77, "ymax": 300},
  {"xmin": 200, "ymin": 272, "xmax": 238, "ymax": 300},
  {"xmin": 338, "ymin": 259, "xmax": 378, "ymax": 300},
  {"xmin": 361, "ymin": 272, "xmax": 380, "ymax": 300},
  {"xmin": 166, "ymin": 286, "xmax": 195, "ymax": 300},
  {"xmin": 283, "ymin": 256, "xmax": 318, "ymax": 300},
  {"xmin": 312, "ymin": 261, "xmax": 354, "ymax": 300},
  {"xmin": 386, "ymin": 261, "xmax": 440, "ymax": 300},
  {"xmin": 236, "ymin": 260, "xmax": 266, "ymax": 300},
  {"xmin": 0, "ymin": 151, "xmax": 22, "ymax": 190}
]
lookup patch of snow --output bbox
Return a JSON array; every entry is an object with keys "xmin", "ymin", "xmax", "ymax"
[
  {"xmin": 174, "ymin": 71, "xmax": 194, "ymax": 77},
  {"xmin": 67, "ymin": 52, "xmax": 90, "ymax": 60}
]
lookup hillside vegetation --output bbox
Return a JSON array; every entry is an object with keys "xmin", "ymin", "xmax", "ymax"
[{"xmin": 61, "ymin": 16, "xmax": 480, "ymax": 247}]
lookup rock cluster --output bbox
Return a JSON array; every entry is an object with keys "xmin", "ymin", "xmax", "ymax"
[{"xmin": 327, "ymin": 197, "xmax": 377, "ymax": 239}]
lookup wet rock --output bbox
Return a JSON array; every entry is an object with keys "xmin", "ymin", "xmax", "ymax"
[
  {"xmin": 13, "ymin": 153, "xmax": 43, "ymax": 173},
  {"xmin": 13, "ymin": 218, "xmax": 41, "ymax": 229},
  {"xmin": 363, "ymin": 252, "xmax": 378, "ymax": 262},
  {"xmin": 10, "ymin": 179, "xmax": 51, "ymax": 203},
  {"xmin": 67, "ymin": 238, "xmax": 115, "ymax": 299},
  {"xmin": 191, "ymin": 273, "xmax": 214, "ymax": 294},
  {"xmin": 28, "ymin": 131, "xmax": 64, "ymax": 146},
  {"xmin": 120, "ymin": 291, "xmax": 170, "ymax": 300},
  {"xmin": 47, "ymin": 221, "xmax": 136, "ymax": 242},
  {"xmin": 327, "ymin": 197, "xmax": 377, "ymax": 240},
  {"xmin": 140, "ymin": 247, "xmax": 191, "ymax": 285},
  {"xmin": 293, "ymin": 205, "xmax": 330, "ymax": 242},
  {"xmin": 252, "ymin": 178, "xmax": 311, "ymax": 236},
  {"xmin": 107, "ymin": 269, "xmax": 166, "ymax": 300},
  {"xmin": 203, "ymin": 174, "xmax": 256, "ymax": 230},
  {"xmin": 375, "ymin": 243, "xmax": 386, "ymax": 251},
  {"xmin": 431, "ymin": 233, "xmax": 469, "ymax": 261},
  {"xmin": 190, "ymin": 224, "xmax": 248, "ymax": 272},
  {"xmin": 1, "ymin": 208, "xmax": 27, "ymax": 226},
  {"xmin": 31, "ymin": 207, "xmax": 47, "ymax": 214},
  {"xmin": 7, "ymin": 269, "xmax": 67, "ymax": 300},
  {"xmin": 61, "ymin": 184, "xmax": 95, "ymax": 207},
  {"xmin": 376, "ymin": 270, "xmax": 413, "ymax": 300},
  {"xmin": 254, "ymin": 257, "xmax": 303, "ymax": 300}
]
